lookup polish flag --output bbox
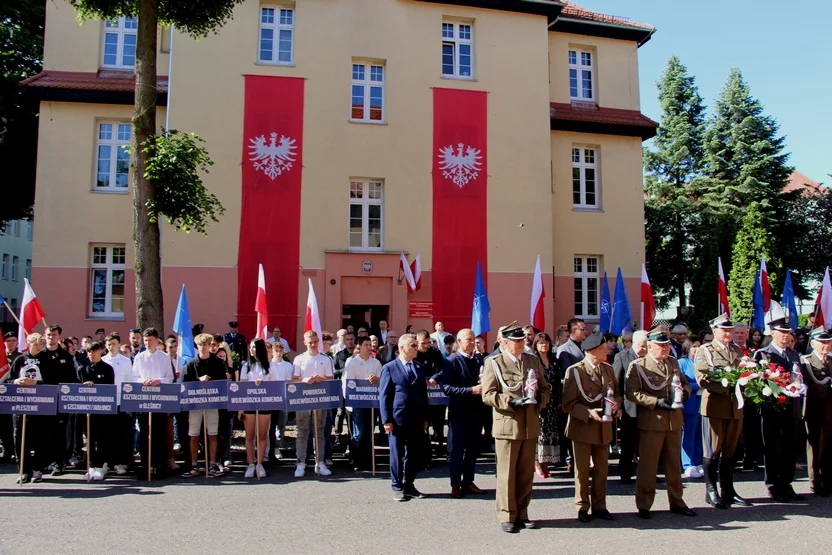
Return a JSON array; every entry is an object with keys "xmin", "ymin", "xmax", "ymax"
[
  {"xmin": 815, "ymin": 267, "xmax": 832, "ymax": 327},
  {"xmin": 410, "ymin": 253, "xmax": 422, "ymax": 293},
  {"xmin": 718, "ymin": 257, "xmax": 730, "ymax": 317},
  {"xmin": 17, "ymin": 278, "xmax": 47, "ymax": 349},
  {"xmin": 640, "ymin": 264, "xmax": 656, "ymax": 331},
  {"xmin": 530, "ymin": 255, "xmax": 545, "ymax": 331},
  {"xmin": 254, "ymin": 264, "xmax": 268, "ymax": 340},
  {"xmin": 760, "ymin": 256, "xmax": 771, "ymax": 312},
  {"xmin": 400, "ymin": 253, "xmax": 416, "ymax": 292},
  {"xmin": 304, "ymin": 278, "xmax": 323, "ymax": 338}
]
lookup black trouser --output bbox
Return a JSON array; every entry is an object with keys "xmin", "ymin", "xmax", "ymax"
[
  {"xmin": 618, "ymin": 411, "xmax": 639, "ymax": 479},
  {"xmin": 449, "ymin": 417, "xmax": 482, "ymax": 487},
  {"xmin": 175, "ymin": 410, "xmax": 192, "ymax": 470},
  {"xmin": 139, "ymin": 412, "xmax": 168, "ymax": 471},
  {"xmin": 429, "ymin": 406, "xmax": 446, "ymax": 445},
  {"xmin": 88, "ymin": 415, "xmax": 114, "ymax": 468},
  {"xmin": 739, "ymin": 404, "xmax": 762, "ymax": 465},
  {"xmin": 114, "ymin": 411, "xmax": 134, "ymax": 467},
  {"xmin": 68, "ymin": 414, "xmax": 84, "ymax": 460},
  {"xmin": 14, "ymin": 414, "xmax": 47, "ymax": 474},
  {"xmin": 0, "ymin": 413, "xmax": 14, "ymax": 461},
  {"xmin": 47, "ymin": 414, "xmax": 69, "ymax": 467},
  {"xmin": 761, "ymin": 404, "xmax": 799, "ymax": 492},
  {"xmin": 334, "ymin": 402, "xmax": 349, "ymax": 438}
]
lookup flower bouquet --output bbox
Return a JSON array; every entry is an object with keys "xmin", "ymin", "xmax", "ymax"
[{"xmin": 739, "ymin": 360, "xmax": 807, "ymax": 411}]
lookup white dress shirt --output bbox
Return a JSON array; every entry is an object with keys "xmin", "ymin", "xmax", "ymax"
[
  {"xmin": 103, "ymin": 352, "xmax": 133, "ymax": 405},
  {"xmin": 132, "ymin": 348, "xmax": 174, "ymax": 384},
  {"xmin": 293, "ymin": 352, "xmax": 334, "ymax": 379},
  {"xmin": 342, "ymin": 355, "xmax": 382, "ymax": 410}
]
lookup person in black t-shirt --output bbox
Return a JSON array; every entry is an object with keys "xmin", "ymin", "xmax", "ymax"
[
  {"xmin": 80, "ymin": 342, "xmax": 115, "ymax": 481},
  {"xmin": 40, "ymin": 325, "xmax": 78, "ymax": 476},
  {"xmin": 10, "ymin": 333, "xmax": 47, "ymax": 483},
  {"xmin": 416, "ymin": 330, "xmax": 447, "ymax": 457}
]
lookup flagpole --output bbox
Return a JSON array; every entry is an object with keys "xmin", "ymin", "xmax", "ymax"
[
  {"xmin": 2, "ymin": 301, "xmax": 24, "ymax": 329},
  {"xmin": 18, "ymin": 415, "xmax": 26, "ymax": 487}
]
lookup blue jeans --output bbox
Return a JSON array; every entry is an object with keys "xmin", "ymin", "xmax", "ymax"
[
  {"xmin": 350, "ymin": 408, "xmax": 373, "ymax": 469},
  {"xmin": 306, "ymin": 409, "xmax": 333, "ymax": 462},
  {"xmin": 682, "ymin": 412, "xmax": 703, "ymax": 469}
]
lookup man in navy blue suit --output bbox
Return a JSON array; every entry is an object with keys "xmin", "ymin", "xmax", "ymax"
[
  {"xmin": 380, "ymin": 333, "xmax": 429, "ymax": 501},
  {"xmin": 442, "ymin": 328, "xmax": 488, "ymax": 498}
]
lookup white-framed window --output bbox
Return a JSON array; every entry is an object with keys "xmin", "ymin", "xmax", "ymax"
[
  {"xmin": 26, "ymin": 222, "xmax": 32, "ymax": 241},
  {"xmin": 572, "ymin": 147, "xmax": 599, "ymax": 208},
  {"xmin": 351, "ymin": 62, "xmax": 385, "ymax": 123},
  {"xmin": 348, "ymin": 180, "xmax": 383, "ymax": 250},
  {"xmin": 258, "ymin": 7, "xmax": 294, "ymax": 65},
  {"xmin": 95, "ymin": 122, "xmax": 131, "ymax": 190},
  {"xmin": 102, "ymin": 17, "xmax": 138, "ymax": 69},
  {"xmin": 574, "ymin": 256, "xmax": 600, "ymax": 319},
  {"xmin": 12, "ymin": 221, "xmax": 20, "ymax": 237},
  {"xmin": 2, "ymin": 222, "xmax": 10, "ymax": 234},
  {"xmin": 25, "ymin": 259, "xmax": 31, "ymax": 280},
  {"xmin": 11, "ymin": 257, "xmax": 19, "ymax": 282},
  {"xmin": 90, "ymin": 245, "xmax": 126, "ymax": 317},
  {"xmin": 1, "ymin": 254, "xmax": 8, "ymax": 280},
  {"xmin": 568, "ymin": 49, "xmax": 594, "ymax": 101},
  {"xmin": 441, "ymin": 21, "xmax": 474, "ymax": 79}
]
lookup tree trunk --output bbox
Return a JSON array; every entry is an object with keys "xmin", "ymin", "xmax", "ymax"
[
  {"xmin": 131, "ymin": 0, "xmax": 163, "ymax": 332},
  {"xmin": 674, "ymin": 213, "xmax": 686, "ymax": 307}
]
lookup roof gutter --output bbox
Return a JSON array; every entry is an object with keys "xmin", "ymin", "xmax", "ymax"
[{"xmin": 550, "ymin": 16, "xmax": 655, "ymax": 45}]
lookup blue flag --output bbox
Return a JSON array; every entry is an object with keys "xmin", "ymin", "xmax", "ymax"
[
  {"xmin": 471, "ymin": 262, "xmax": 491, "ymax": 336},
  {"xmin": 172, "ymin": 284, "xmax": 195, "ymax": 362},
  {"xmin": 600, "ymin": 272, "xmax": 612, "ymax": 334},
  {"xmin": 751, "ymin": 270, "xmax": 766, "ymax": 330},
  {"xmin": 611, "ymin": 268, "xmax": 632, "ymax": 336},
  {"xmin": 781, "ymin": 268, "xmax": 798, "ymax": 331}
]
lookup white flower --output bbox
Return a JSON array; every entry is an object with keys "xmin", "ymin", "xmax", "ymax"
[
  {"xmin": 722, "ymin": 378, "xmax": 729, "ymax": 388},
  {"xmin": 739, "ymin": 377, "xmax": 748, "ymax": 386},
  {"xmin": 723, "ymin": 367, "xmax": 732, "ymax": 372},
  {"xmin": 762, "ymin": 386, "xmax": 773, "ymax": 397}
]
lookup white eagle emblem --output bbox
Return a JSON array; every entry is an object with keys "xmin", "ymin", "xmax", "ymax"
[
  {"xmin": 249, "ymin": 132, "xmax": 297, "ymax": 180},
  {"xmin": 438, "ymin": 143, "xmax": 482, "ymax": 188}
]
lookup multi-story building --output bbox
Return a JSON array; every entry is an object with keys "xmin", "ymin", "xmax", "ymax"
[
  {"xmin": 0, "ymin": 219, "xmax": 34, "ymax": 327},
  {"xmin": 23, "ymin": 0, "xmax": 656, "ymax": 347}
]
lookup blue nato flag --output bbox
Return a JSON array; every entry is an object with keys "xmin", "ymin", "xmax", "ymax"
[
  {"xmin": 471, "ymin": 262, "xmax": 491, "ymax": 336},
  {"xmin": 600, "ymin": 272, "xmax": 612, "ymax": 334},
  {"xmin": 611, "ymin": 268, "xmax": 633, "ymax": 336},
  {"xmin": 172, "ymin": 284, "xmax": 195, "ymax": 362}
]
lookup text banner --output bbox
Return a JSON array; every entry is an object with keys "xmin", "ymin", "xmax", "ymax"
[
  {"xmin": 120, "ymin": 383, "xmax": 181, "ymax": 413},
  {"xmin": 427, "ymin": 385, "xmax": 449, "ymax": 406},
  {"xmin": 285, "ymin": 380, "xmax": 342, "ymax": 410},
  {"xmin": 59, "ymin": 383, "xmax": 117, "ymax": 414},
  {"xmin": 0, "ymin": 384, "xmax": 58, "ymax": 415},
  {"xmin": 344, "ymin": 379, "xmax": 379, "ymax": 409},
  {"xmin": 180, "ymin": 380, "xmax": 229, "ymax": 411},
  {"xmin": 227, "ymin": 381, "xmax": 286, "ymax": 411}
]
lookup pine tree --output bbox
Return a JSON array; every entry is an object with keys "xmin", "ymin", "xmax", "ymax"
[
  {"xmin": 643, "ymin": 56, "xmax": 706, "ymax": 307},
  {"xmin": 728, "ymin": 203, "xmax": 781, "ymax": 323}
]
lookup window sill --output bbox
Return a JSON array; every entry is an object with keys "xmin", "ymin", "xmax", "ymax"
[
  {"xmin": 348, "ymin": 119, "xmax": 388, "ymax": 126},
  {"xmin": 254, "ymin": 61, "xmax": 296, "ymax": 68},
  {"xmin": 441, "ymin": 75, "xmax": 477, "ymax": 82},
  {"xmin": 99, "ymin": 66, "xmax": 134, "ymax": 73},
  {"xmin": 570, "ymin": 99, "xmax": 597, "ymax": 107},
  {"xmin": 91, "ymin": 188, "xmax": 129, "ymax": 195},
  {"xmin": 346, "ymin": 248, "xmax": 384, "ymax": 254},
  {"xmin": 86, "ymin": 315, "xmax": 126, "ymax": 322},
  {"xmin": 572, "ymin": 206, "xmax": 603, "ymax": 213}
]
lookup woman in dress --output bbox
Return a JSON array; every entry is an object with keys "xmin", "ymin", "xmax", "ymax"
[
  {"xmin": 534, "ymin": 332, "xmax": 561, "ymax": 477},
  {"xmin": 678, "ymin": 339, "xmax": 703, "ymax": 478}
]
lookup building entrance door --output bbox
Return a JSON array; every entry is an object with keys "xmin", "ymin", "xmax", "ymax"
[{"xmin": 341, "ymin": 305, "xmax": 389, "ymax": 334}]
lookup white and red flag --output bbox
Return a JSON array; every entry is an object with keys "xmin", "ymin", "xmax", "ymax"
[
  {"xmin": 254, "ymin": 264, "xmax": 268, "ymax": 340},
  {"xmin": 304, "ymin": 278, "xmax": 323, "ymax": 339},
  {"xmin": 640, "ymin": 264, "xmax": 656, "ymax": 331},
  {"xmin": 18, "ymin": 278, "xmax": 46, "ymax": 349},
  {"xmin": 400, "ymin": 253, "xmax": 416, "ymax": 292},
  {"xmin": 815, "ymin": 267, "xmax": 832, "ymax": 327},
  {"xmin": 530, "ymin": 255, "xmax": 545, "ymax": 331},
  {"xmin": 718, "ymin": 257, "xmax": 730, "ymax": 317},
  {"xmin": 410, "ymin": 253, "xmax": 422, "ymax": 293},
  {"xmin": 760, "ymin": 256, "xmax": 771, "ymax": 312}
]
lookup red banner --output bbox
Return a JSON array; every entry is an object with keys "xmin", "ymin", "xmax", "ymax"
[
  {"xmin": 432, "ymin": 88, "xmax": 487, "ymax": 332},
  {"xmin": 238, "ymin": 76, "xmax": 304, "ymax": 347}
]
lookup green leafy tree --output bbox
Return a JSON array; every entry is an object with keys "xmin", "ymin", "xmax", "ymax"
[
  {"xmin": 643, "ymin": 56, "xmax": 707, "ymax": 308},
  {"xmin": 687, "ymin": 214, "xmax": 736, "ymax": 329},
  {"xmin": 728, "ymin": 203, "xmax": 781, "ymax": 323},
  {"xmin": 68, "ymin": 0, "xmax": 242, "ymax": 332},
  {"xmin": 0, "ymin": 0, "xmax": 45, "ymax": 224}
]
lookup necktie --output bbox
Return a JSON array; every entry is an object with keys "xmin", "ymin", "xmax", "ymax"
[{"xmin": 406, "ymin": 362, "xmax": 416, "ymax": 381}]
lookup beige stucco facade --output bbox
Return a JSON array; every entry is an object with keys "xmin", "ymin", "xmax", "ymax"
[{"xmin": 28, "ymin": 0, "xmax": 654, "ymax": 345}]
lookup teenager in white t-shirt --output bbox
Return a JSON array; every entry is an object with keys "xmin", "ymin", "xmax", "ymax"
[
  {"xmin": 268, "ymin": 343, "xmax": 294, "ymax": 462},
  {"xmin": 239, "ymin": 339, "xmax": 275, "ymax": 478},
  {"xmin": 292, "ymin": 330, "xmax": 334, "ymax": 478},
  {"xmin": 342, "ymin": 336, "xmax": 382, "ymax": 471}
]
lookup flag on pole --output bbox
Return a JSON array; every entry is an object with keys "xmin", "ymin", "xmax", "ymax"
[
  {"xmin": 0, "ymin": 294, "xmax": 8, "ymax": 380},
  {"xmin": 400, "ymin": 252, "xmax": 416, "ymax": 293},
  {"xmin": 410, "ymin": 253, "xmax": 422, "ymax": 293},
  {"xmin": 172, "ymin": 284, "xmax": 195, "ymax": 362},
  {"xmin": 611, "ymin": 268, "xmax": 632, "ymax": 336},
  {"xmin": 255, "ymin": 264, "xmax": 268, "ymax": 339},
  {"xmin": 304, "ymin": 278, "xmax": 323, "ymax": 338},
  {"xmin": 530, "ymin": 255, "xmax": 545, "ymax": 331},
  {"xmin": 599, "ymin": 272, "xmax": 612, "ymax": 334},
  {"xmin": 640, "ymin": 264, "xmax": 656, "ymax": 331},
  {"xmin": 781, "ymin": 268, "xmax": 798, "ymax": 331},
  {"xmin": 815, "ymin": 267, "xmax": 832, "ymax": 327},
  {"xmin": 718, "ymin": 257, "xmax": 730, "ymax": 317},
  {"xmin": 751, "ymin": 270, "xmax": 766, "ymax": 330},
  {"xmin": 471, "ymin": 262, "xmax": 491, "ymax": 336},
  {"xmin": 759, "ymin": 256, "xmax": 771, "ymax": 312},
  {"xmin": 17, "ymin": 278, "xmax": 46, "ymax": 349}
]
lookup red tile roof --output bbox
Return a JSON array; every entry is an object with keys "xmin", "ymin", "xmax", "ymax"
[
  {"xmin": 550, "ymin": 102, "xmax": 658, "ymax": 136},
  {"xmin": 783, "ymin": 170, "xmax": 828, "ymax": 196},
  {"xmin": 559, "ymin": 2, "xmax": 653, "ymax": 30},
  {"xmin": 20, "ymin": 70, "xmax": 168, "ymax": 93}
]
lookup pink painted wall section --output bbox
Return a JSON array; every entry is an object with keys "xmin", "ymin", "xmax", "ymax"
[
  {"xmin": 552, "ymin": 275, "xmax": 642, "ymax": 332},
  {"xmin": 160, "ymin": 267, "xmax": 237, "ymax": 336}
]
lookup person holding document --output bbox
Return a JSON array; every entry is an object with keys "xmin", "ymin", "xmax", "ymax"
[
  {"xmin": 239, "ymin": 339, "xmax": 275, "ymax": 479},
  {"xmin": 292, "ymin": 331, "xmax": 335, "ymax": 478},
  {"xmin": 132, "ymin": 328, "xmax": 174, "ymax": 479},
  {"xmin": 10, "ymin": 333, "xmax": 46, "ymax": 484},
  {"xmin": 342, "ymin": 336, "xmax": 381, "ymax": 471},
  {"xmin": 80, "ymin": 342, "xmax": 115, "ymax": 481}
]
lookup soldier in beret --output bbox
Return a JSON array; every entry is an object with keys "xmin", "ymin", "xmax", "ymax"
[
  {"xmin": 562, "ymin": 332, "xmax": 621, "ymax": 523},
  {"xmin": 626, "ymin": 328, "xmax": 695, "ymax": 519},
  {"xmin": 800, "ymin": 328, "xmax": 832, "ymax": 496}
]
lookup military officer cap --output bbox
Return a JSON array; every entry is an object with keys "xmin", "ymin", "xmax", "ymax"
[
  {"xmin": 709, "ymin": 313, "xmax": 734, "ymax": 329},
  {"xmin": 764, "ymin": 301, "xmax": 791, "ymax": 332},
  {"xmin": 228, "ymin": 321, "xmax": 239, "ymax": 328},
  {"xmin": 3, "ymin": 331, "xmax": 15, "ymax": 339},
  {"xmin": 95, "ymin": 328, "xmax": 105, "ymax": 334},
  {"xmin": 646, "ymin": 327, "xmax": 671, "ymax": 344},
  {"xmin": 582, "ymin": 332, "xmax": 605, "ymax": 351},
  {"xmin": 501, "ymin": 322, "xmax": 525, "ymax": 340},
  {"xmin": 809, "ymin": 327, "xmax": 832, "ymax": 342}
]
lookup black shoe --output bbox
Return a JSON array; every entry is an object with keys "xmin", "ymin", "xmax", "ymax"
[
  {"xmin": 404, "ymin": 485, "xmax": 425, "ymax": 499},
  {"xmin": 671, "ymin": 507, "xmax": 697, "ymax": 517},
  {"xmin": 812, "ymin": 487, "xmax": 830, "ymax": 497},
  {"xmin": 788, "ymin": 491, "xmax": 805, "ymax": 502},
  {"xmin": 501, "ymin": 522, "xmax": 518, "ymax": 533},
  {"xmin": 706, "ymin": 488, "xmax": 726, "ymax": 509},
  {"xmin": 742, "ymin": 460, "xmax": 761, "ymax": 472},
  {"xmin": 593, "ymin": 509, "xmax": 614, "ymax": 521},
  {"xmin": 620, "ymin": 476, "xmax": 634, "ymax": 485},
  {"xmin": 638, "ymin": 509, "xmax": 651, "ymax": 520},
  {"xmin": 16, "ymin": 473, "xmax": 31, "ymax": 484},
  {"xmin": 51, "ymin": 465, "xmax": 63, "ymax": 477},
  {"xmin": 726, "ymin": 492, "xmax": 752, "ymax": 507},
  {"xmin": 514, "ymin": 518, "xmax": 537, "ymax": 529},
  {"xmin": 578, "ymin": 511, "xmax": 591, "ymax": 523},
  {"xmin": 768, "ymin": 488, "xmax": 790, "ymax": 503}
]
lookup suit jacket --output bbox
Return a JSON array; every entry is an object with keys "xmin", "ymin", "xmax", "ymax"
[
  {"xmin": 800, "ymin": 352, "xmax": 832, "ymax": 424},
  {"xmin": 441, "ymin": 351, "xmax": 487, "ymax": 422},
  {"xmin": 612, "ymin": 348, "xmax": 639, "ymax": 418},
  {"xmin": 694, "ymin": 341, "xmax": 744, "ymax": 419},
  {"xmin": 669, "ymin": 339, "xmax": 682, "ymax": 360},
  {"xmin": 562, "ymin": 357, "xmax": 620, "ymax": 445},
  {"xmin": 482, "ymin": 352, "xmax": 551, "ymax": 441},
  {"xmin": 626, "ymin": 355, "xmax": 690, "ymax": 432},
  {"xmin": 379, "ymin": 358, "xmax": 428, "ymax": 429},
  {"xmin": 556, "ymin": 339, "xmax": 583, "ymax": 379},
  {"xmin": 333, "ymin": 349, "xmax": 351, "ymax": 379},
  {"xmin": 377, "ymin": 344, "xmax": 398, "ymax": 364}
]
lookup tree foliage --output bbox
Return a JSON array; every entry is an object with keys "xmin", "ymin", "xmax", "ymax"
[
  {"xmin": 142, "ymin": 130, "xmax": 224, "ymax": 235},
  {"xmin": 728, "ymin": 203, "xmax": 780, "ymax": 323}
]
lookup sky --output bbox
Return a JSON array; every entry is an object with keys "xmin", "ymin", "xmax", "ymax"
[{"xmin": 579, "ymin": 0, "xmax": 831, "ymax": 185}]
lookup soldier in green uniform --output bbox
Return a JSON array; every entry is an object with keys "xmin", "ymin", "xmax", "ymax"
[
  {"xmin": 626, "ymin": 328, "xmax": 695, "ymax": 519},
  {"xmin": 800, "ymin": 328, "xmax": 832, "ymax": 496},
  {"xmin": 694, "ymin": 313, "xmax": 751, "ymax": 509},
  {"xmin": 562, "ymin": 332, "xmax": 621, "ymax": 523},
  {"xmin": 482, "ymin": 322, "xmax": 551, "ymax": 533}
]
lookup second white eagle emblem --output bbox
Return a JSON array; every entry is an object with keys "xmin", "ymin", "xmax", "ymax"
[
  {"xmin": 249, "ymin": 132, "xmax": 297, "ymax": 180},
  {"xmin": 438, "ymin": 143, "xmax": 482, "ymax": 188}
]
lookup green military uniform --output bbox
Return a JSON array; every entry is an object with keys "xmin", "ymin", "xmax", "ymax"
[
  {"xmin": 562, "ymin": 350, "xmax": 620, "ymax": 516},
  {"xmin": 626, "ymin": 337, "xmax": 693, "ymax": 516},
  {"xmin": 800, "ymin": 329, "xmax": 832, "ymax": 496},
  {"xmin": 482, "ymin": 349, "xmax": 551, "ymax": 525}
]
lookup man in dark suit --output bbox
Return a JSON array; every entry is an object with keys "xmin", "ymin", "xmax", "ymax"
[
  {"xmin": 556, "ymin": 318, "xmax": 588, "ymax": 470},
  {"xmin": 377, "ymin": 330, "xmax": 399, "ymax": 364},
  {"xmin": 753, "ymin": 304, "xmax": 804, "ymax": 502},
  {"xmin": 380, "ymin": 333, "xmax": 429, "ymax": 501},
  {"xmin": 612, "ymin": 329, "xmax": 647, "ymax": 484},
  {"xmin": 442, "ymin": 329, "xmax": 488, "ymax": 497},
  {"xmin": 223, "ymin": 321, "xmax": 246, "ymax": 363},
  {"xmin": 417, "ymin": 330, "xmax": 447, "ymax": 456}
]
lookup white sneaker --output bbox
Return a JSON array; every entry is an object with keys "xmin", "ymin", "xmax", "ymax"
[
  {"xmin": 684, "ymin": 466, "xmax": 702, "ymax": 479},
  {"xmin": 696, "ymin": 465, "xmax": 704, "ymax": 475},
  {"xmin": 316, "ymin": 462, "xmax": 332, "ymax": 476},
  {"xmin": 294, "ymin": 464, "xmax": 306, "ymax": 478},
  {"xmin": 115, "ymin": 464, "xmax": 128, "ymax": 475},
  {"xmin": 32, "ymin": 471, "xmax": 43, "ymax": 483},
  {"xmin": 101, "ymin": 463, "xmax": 110, "ymax": 475},
  {"xmin": 244, "ymin": 464, "xmax": 256, "ymax": 478},
  {"xmin": 93, "ymin": 468, "xmax": 105, "ymax": 481},
  {"xmin": 257, "ymin": 464, "xmax": 266, "ymax": 478},
  {"xmin": 83, "ymin": 470, "xmax": 92, "ymax": 481},
  {"xmin": 274, "ymin": 448, "xmax": 282, "ymax": 460}
]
